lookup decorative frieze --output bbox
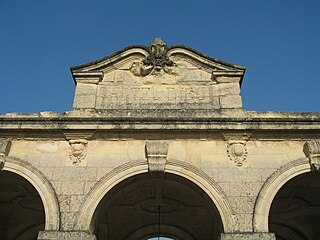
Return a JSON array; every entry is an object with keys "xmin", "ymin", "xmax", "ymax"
[
  {"xmin": 145, "ymin": 140, "xmax": 169, "ymax": 172},
  {"xmin": 0, "ymin": 139, "xmax": 11, "ymax": 170},
  {"xmin": 303, "ymin": 140, "xmax": 320, "ymax": 172}
]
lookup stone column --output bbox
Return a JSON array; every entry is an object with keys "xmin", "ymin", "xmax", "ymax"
[
  {"xmin": 220, "ymin": 233, "xmax": 276, "ymax": 240},
  {"xmin": 38, "ymin": 231, "xmax": 96, "ymax": 240}
]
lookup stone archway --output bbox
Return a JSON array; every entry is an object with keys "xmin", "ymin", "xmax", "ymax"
[
  {"xmin": 269, "ymin": 171, "xmax": 320, "ymax": 240},
  {"xmin": 75, "ymin": 160, "xmax": 234, "ymax": 236},
  {"xmin": 253, "ymin": 158, "xmax": 312, "ymax": 234},
  {"xmin": 2, "ymin": 157, "xmax": 60, "ymax": 232},
  {"xmin": 92, "ymin": 172, "xmax": 223, "ymax": 240},
  {"xmin": 0, "ymin": 170, "xmax": 45, "ymax": 239}
]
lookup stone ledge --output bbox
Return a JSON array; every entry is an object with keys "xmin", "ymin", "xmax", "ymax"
[
  {"xmin": 221, "ymin": 232, "xmax": 275, "ymax": 240},
  {"xmin": 38, "ymin": 231, "xmax": 96, "ymax": 240}
]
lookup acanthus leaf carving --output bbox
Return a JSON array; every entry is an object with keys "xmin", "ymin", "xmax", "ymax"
[
  {"xmin": 130, "ymin": 38, "xmax": 176, "ymax": 77},
  {"xmin": 0, "ymin": 139, "xmax": 12, "ymax": 170},
  {"xmin": 303, "ymin": 140, "xmax": 320, "ymax": 172},
  {"xmin": 145, "ymin": 140, "xmax": 169, "ymax": 172}
]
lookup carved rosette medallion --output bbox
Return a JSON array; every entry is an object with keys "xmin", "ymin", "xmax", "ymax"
[
  {"xmin": 303, "ymin": 140, "xmax": 320, "ymax": 172},
  {"xmin": 130, "ymin": 38, "xmax": 176, "ymax": 77},
  {"xmin": 227, "ymin": 142, "xmax": 248, "ymax": 166},
  {"xmin": 68, "ymin": 139, "xmax": 88, "ymax": 166},
  {"xmin": 145, "ymin": 140, "xmax": 169, "ymax": 172},
  {"xmin": 0, "ymin": 139, "xmax": 11, "ymax": 170}
]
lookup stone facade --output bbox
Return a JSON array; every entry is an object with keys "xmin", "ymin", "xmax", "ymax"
[{"xmin": 0, "ymin": 39, "xmax": 320, "ymax": 240}]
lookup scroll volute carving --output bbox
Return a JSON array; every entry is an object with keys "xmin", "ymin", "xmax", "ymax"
[
  {"xmin": 0, "ymin": 139, "xmax": 11, "ymax": 170},
  {"xmin": 303, "ymin": 140, "xmax": 320, "ymax": 172},
  {"xmin": 130, "ymin": 38, "xmax": 176, "ymax": 77},
  {"xmin": 145, "ymin": 140, "xmax": 169, "ymax": 172}
]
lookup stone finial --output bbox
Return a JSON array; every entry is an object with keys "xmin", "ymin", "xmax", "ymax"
[
  {"xmin": 145, "ymin": 140, "xmax": 169, "ymax": 172},
  {"xmin": 68, "ymin": 139, "xmax": 88, "ymax": 166},
  {"xmin": 303, "ymin": 140, "xmax": 320, "ymax": 172},
  {"xmin": 130, "ymin": 38, "xmax": 175, "ymax": 77},
  {"xmin": 0, "ymin": 139, "xmax": 12, "ymax": 170}
]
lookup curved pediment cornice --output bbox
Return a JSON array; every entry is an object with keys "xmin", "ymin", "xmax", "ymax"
[{"xmin": 71, "ymin": 38, "xmax": 245, "ymax": 85}]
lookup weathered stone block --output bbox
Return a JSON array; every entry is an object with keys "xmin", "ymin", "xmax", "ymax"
[
  {"xmin": 60, "ymin": 212, "xmax": 76, "ymax": 230},
  {"xmin": 219, "ymin": 83, "xmax": 240, "ymax": 95},
  {"xmin": 220, "ymin": 95, "xmax": 242, "ymax": 108},
  {"xmin": 220, "ymin": 233, "xmax": 275, "ymax": 240},
  {"xmin": 52, "ymin": 180, "xmax": 85, "ymax": 195},
  {"xmin": 75, "ymin": 83, "xmax": 97, "ymax": 96},
  {"xmin": 52, "ymin": 167, "xmax": 97, "ymax": 181},
  {"xmin": 73, "ymin": 94, "xmax": 96, "ymax": 109},
  {"xmin": 38, "ymin": 231, "xmax": 96, "ymax": 240}
]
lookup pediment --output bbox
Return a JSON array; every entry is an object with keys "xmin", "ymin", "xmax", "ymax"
[
  {"xmin": 71, "ymin": 39, "xmax": 246, "ymax": 112},
  {"xmin": 71, "ymin": 38, "xmax": 245, "ymax": 86}
]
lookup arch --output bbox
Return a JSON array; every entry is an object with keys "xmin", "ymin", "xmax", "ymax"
[
  {"xmin": 3, "ymin": 157, "xmax": 60, "ymax": 230},
  {"xmin": 75, "ymin": 159, "xmax": 234, "ymax": 232},
  {"xmin": 126, "ymin": 224, "xmax": 195, "ymax": 240},
  {"xmin": 253, "ymin": 158, "xmax": 310, "ymax": 232}
]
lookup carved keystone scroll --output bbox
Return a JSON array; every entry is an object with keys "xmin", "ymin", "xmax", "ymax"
[
  {"xmin": 0, "ymin": 139, "xmax": 11, "ymax": 170},
  {"xmin": 303, "ymin": 140, "xmax": 320, "ymax": 172},
  {"xmin": 223, "ymin": 133, "xmax": 250, "ymax": 167},
  {"xmin": 145, "ymin": 140, "xmax": 169, "ymax": 172}
]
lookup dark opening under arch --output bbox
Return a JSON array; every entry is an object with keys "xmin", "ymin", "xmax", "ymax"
[
  {"xmin": 92, "ymin": 173, "xmax": 223, "ymax": 240},
  {"xmin": 269, "ymin": 172, "xmax": 320, "ymax": 240},
  {"xmin": 0, "ymin": 171, "xmax": 45, "ymax": 240}
]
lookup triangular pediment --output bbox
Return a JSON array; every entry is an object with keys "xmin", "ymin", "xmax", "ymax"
[{"xmin": 70, "ymin": 39, "xmax": 246, "ymax": 112}]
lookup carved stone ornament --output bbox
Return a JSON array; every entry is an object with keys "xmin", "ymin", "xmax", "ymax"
[
  {"xmin": 303, "ymin": 140, "xmax": 320, "ymax": 172},
  {"xmin": 130, "ymin": 38, "xmax": 176, "ymax": 77},
  {"xmin": 0, "ymin": 139, "xmax": 12, "ymax": 170},
  {"xmin": 68, "ymin": 139, "xmax": 88, "ymax": 166},
  {"xmin": 227, "ymin": 142, "xmax": 248, "ymax": 167},
  {"xmin": 145, "ymin": 140, "xmax": 169, "ymax": 172}
]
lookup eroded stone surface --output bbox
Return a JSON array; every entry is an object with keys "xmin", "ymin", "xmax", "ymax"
[{"xmin": 0, "ymin": 39, "xmax": 320, "ymax": 240}]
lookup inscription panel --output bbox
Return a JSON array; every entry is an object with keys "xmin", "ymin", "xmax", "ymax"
[{"xmin": 96, "ymin": 84, "xmax": 221, "ymax": 110}]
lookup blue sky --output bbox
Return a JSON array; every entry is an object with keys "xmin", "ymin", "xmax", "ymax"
[{"xmin": 1, "ymin": 0, "xmax": 320, "ymax": 114}]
